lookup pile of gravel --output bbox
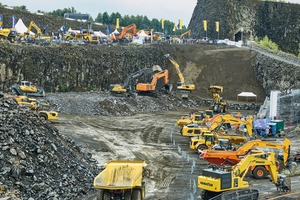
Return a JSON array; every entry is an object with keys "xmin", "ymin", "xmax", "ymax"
[
  {"xmin": 0, "ymin": 93, "xmax": 98, "ymax": 199},
  {"xmin": 45, "ymin": 91, "xmax": 201, "ymax": 116}
]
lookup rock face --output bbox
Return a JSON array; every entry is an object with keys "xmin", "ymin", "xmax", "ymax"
[
  {"xmin": 189, "ymin": 0, "xmax": 300, "ymax": 54},
  {"xmin": 0, "ymin": 94, "xmax": 98, "ymax": 199}
]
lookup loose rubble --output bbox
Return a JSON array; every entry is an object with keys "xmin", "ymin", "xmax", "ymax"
[{"xmin": 0, "ymin": 93, "xmax": 98, "ymax": 199}]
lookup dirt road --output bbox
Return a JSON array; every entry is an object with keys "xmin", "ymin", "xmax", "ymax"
[{"xmin": 54, "ymin": 109, "xmax": 300, "ymax": 200}]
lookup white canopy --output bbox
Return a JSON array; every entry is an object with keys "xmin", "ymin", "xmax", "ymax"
[
  {"xmin": 15, "ymin": 19, "xmax": 34, "ymax": 35},
  {"xmin": 112, "ymin": 29, "xmax": 119, "ymax": 34},
  {"xmin": 237, "ymin": 92, "xmax": 257, "ymax": 102},
  {"xmin": 138, "ymin": 30, "xmax": 150, "ymax": 37},
  {"xmin": 94, "ymin": 31, "xmax": 107, "ymax": 38},
  {"xmin": 67, "ymin": 28, "xmax": 80, "ymax": 34}
]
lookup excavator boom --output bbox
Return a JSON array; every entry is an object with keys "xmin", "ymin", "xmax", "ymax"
[
  {"xmin": 199, "ymin": 152, "xmax": 291, "ymax": 200},
  {"xmin": 164, "ymin": 54, "xmax": 195, "ymax": 92}
]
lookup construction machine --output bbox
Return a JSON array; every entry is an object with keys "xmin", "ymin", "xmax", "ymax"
[
  {"xmin": 182, "ymin": 113, "xmax": 253, "ymax": 137},
  {"xmin": 0, "ymin": 27, "xmax": 17, "ymax": 43},
  {"xmin": 176, "ymin": 110, "xmax": 214, "ymax": 129},
  {"xmin": 135, "ymin": 69, "xmax": 172, "ymax": 97},
  {"xmin": 14, "ymin": 96, "xmax": 59, "ymax": 121},
  {"xmin": 110, "ymin": 67, "xmax": 155, "ymax": 95},
  {"xmin": 94, "ymin": 160, "xmax": 147, "ymax": 200},
  {"xmin": 189, "ymin": 114, "xmax": 254, "ymax": 152},
  {"xmin": 74, "ymin": 29, "xmax": 99, "ymax": 44},
  {"xmin": 201, "ymin": 138, "xmax": 291, "ymax": 179},
  {"xmin": 208, "ymin": 85, "xmax": 228, "ymax": 113},
  {"xmin": 11, "ymin": 81, "xmax": 45, "ymax": 97},
  {"xmin": 198, "ymin": 152, "xmax": 291, "ymax": 200},
  {"xmin": 180, "ymin": 30, "xmax": 191, "ymax": 39},
  {"xmin": 164, "ymin": 54, "xmax": 195, "ymax": 97},
  {"xmin": 110, "ymin": 24, "xmax": 137, "ymax": 43},
  {"xmin": 26, "ymin": 21, "xmax": 51, "ymax": 41}
]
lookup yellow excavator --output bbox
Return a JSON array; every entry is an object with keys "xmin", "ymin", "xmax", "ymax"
[
  {"xmin": 164, "ymin": 54, "xmax": 195, "ymax": 98},
  {"xmin": 183, "ymin": 113, "xmax": 253, "ymax": 137},
  {"xmin": 198, "ymin": 152, "xmax": 291, "ymax": 200},
  {"xmin": 189, "ymin": 114, "xmax": 254, "ymax": 152},
  {"xmin": 208, "ymin": 85, "xmax": 228, "ymax": 113},
  {"xmin": 25, "ymin": 21, "xmax": 50, "ymax": 41},
  {"xmin": 201, "ymin": 138, "xmax": 292, "ymax": 179},
  {"xmin": 180, "ymin": 30, "xmax": 191, "ymax": 39}
]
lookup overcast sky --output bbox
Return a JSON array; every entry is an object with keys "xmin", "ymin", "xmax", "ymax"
[
  {"xmin": 1, "ymin": 0, "xmax": 299, "ymax": 27},
  {"xmin": 0, "ymin": 0, "xmax": 198, "ymax": 26}
]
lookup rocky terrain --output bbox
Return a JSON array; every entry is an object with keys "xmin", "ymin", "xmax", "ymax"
[
  {"xmin": 189, "ymin": 0, "xmax": 300, "ymax": 55},
  {"xmin": 0, "ymin": 93, "xmax": 98, "ymax": 199}
]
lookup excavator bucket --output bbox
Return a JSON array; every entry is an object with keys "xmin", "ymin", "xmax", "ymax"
[{"xmin": 163, "ymin": 84, "xmax": 173, "ymax": 93}]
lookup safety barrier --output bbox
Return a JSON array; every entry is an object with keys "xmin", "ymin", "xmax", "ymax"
[{"xmin": 170, "ymin": 124, "xmax": 198, "ymax": 199}]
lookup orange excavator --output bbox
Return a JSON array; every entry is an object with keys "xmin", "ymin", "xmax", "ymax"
[
  {"xmin": 136, "ymin": 69, "xmax": 172, "ymax": 97},
  {"xmin": 200, "ymin": 138, "xmax": 291, "ymax": 179},
  {"xmin": 110, "ymin": 24, "xmax": 137, "ymax": 42}
]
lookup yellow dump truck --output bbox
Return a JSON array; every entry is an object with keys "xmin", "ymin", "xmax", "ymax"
[{"xmin": 94, "ymin": 160, "xmax": 147, "ymax": 200}]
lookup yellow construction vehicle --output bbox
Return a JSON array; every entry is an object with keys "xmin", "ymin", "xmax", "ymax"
[
  {"xmin": 189, "ymin": 114, "xmax": 254, "ymax": 153},
  {"xmin": 176, "ymin": 110, "xmax": 214, "ymax": 129},
  {"xmin": 208, "ymin": 85, "xmax": 228, "ymax": 113},
  {"xmin": 14, "ymin": 96, "xmax": 59, "ymax": 121},
  {"xmin": 182, "ymin": 113, "xmax": 253, "ymax": 137},
  {"xmin": 11, "ymin": 81, "xmax": 45, "ymax": 97},
  {"xmin": 110, "ymin": 67, "xmax": 155, "ymax": 95},
  {"xmin": 164, "ymin": 54, "xmax": 195, "ymax": 97},
  {"xmin": 180, "ymin": 30, "xmax": 191, "ymax": 39},
  {"xmin": 0, "ymin": 27, "xmax": 17, "ymax": 42},
  {"xmin": 201, "ymin": 138, "xmax": 291, "ymax": 179},
  {"xmin": 94, "ymin": 160, "xmax": 147, "ymax": 200},
  {"xmin": 26, "ymin": 21, "xmax": 51, "ymax": 41},
  {"xmin": 74, "ymin": 29, "xmax": 99, "ymax": 44},
  {"xmin": 198, "ymin": 152, "xmax": 291, "ymax": 200}
]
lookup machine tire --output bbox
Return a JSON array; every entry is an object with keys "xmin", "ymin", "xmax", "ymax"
[
  {"xmin": 102, "ymin": 190, "xmax": 110, "ymax": 200},
  {"xmin": 132, "ymin": 189, "xmax": 142, "ymax": 200},
  {"xmin": 96, "ymin": 189, "xmax": 104, "ymax": 200},
  {"xmin": 197, "ymin": 144, "xmax": 208, "ymax": 155},
  {"xmin": 124, "ymin": 190, "xmax": 132, "ymax": 200},
  {"xmin": 39, "ymin": 114, "xmax": 48, "ymax": 121},
  {"xmin": 253, "ymin": 166, "xmax": 267, "ymax": 179}
]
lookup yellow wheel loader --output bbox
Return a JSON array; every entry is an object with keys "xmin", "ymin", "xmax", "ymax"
[
  {"xmin": 94, "ymin": 160, "xmax": 147, "ymax": 200},
  {"xmin": 198, "ymin": 152, "xmax": 292, "ymax": 200},
  {"xmin": 208, "ymin": 85, "xmax": 228, "ymax": 113}
]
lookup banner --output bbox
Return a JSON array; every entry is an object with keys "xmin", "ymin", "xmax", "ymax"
[
  {"xmin": 0, "ymin": 15, "xmax": 2, "ymax": 30},
  {"xmin": 179, "ymin": 19, "xmax": 182, "ymax": 30},
  {"xmin": 173, "ymin": 22, "xmax": 176, "ymax": 32},
  {"xmin": 216, "ymin": 21, "xmax": 219, "ymax": 32},
  {"xmin": 12, "ymin": 15, "xmax": 16, "ymax": 28},
  {"xmin": 161, "ymin": 18, "xmax": 164, "ymax": 29},
  {"xmin": 203, "ymin": 20, "xmax": 207, "ymax": 31},
  {"xmin": 116, "ymin": 18, "xmax": 119, "ymax": 29},
  {"xmin": 106, "ymin": 24, "xmax": 110, "ymax": 34},
  {"xmin": 60, "ymin": 25, "xmax": 66, "ymax": 34}
]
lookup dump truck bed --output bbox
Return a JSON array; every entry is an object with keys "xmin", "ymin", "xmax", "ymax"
[{"xmin": 94, "ymin": 160, "xmax": 147, "ymax": 190}]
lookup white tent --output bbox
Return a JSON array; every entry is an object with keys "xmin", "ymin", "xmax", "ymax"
[
  {"xmin": 94, "ymin": 31, "xmax": 107, "ymax": 38},
  {"xmin": 237, "ymin": 92, "xmax": 257, "ymax": 102},
  {"xmin": 138, "ymin": 30, "xmax": 150, "ymax": 37},
  {"xmin": 112, "ymin": 29, "xmax": 119, "ymax": 35},
  {"xmin": 67, "ymin": 27, "xmax": 80, "ymax": 34},
  {"xmin": 15, "ymin": 19, "xmax": 34, "ymax": 35}
]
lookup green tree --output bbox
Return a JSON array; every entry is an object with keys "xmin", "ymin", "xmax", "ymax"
[
  {"xmin": 95, "ymin": 13, "xmax": 103, "ymax": 23},
  {"xmin": 102, "ymin": 12, "xmax": 109, "ymax": 24}
]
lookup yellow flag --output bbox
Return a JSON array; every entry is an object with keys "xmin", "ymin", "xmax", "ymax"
[
  {"xmin": 161, "ymin": 18, "xmax": 164, "ymax": 29},
  {"xmin": 179, "ymin": 19, "xmax": 182, "ymax": 30},
  {"xmin": 173, "ymin": 22, "xmax": 176, "ymax": 32},
  {"xmin": 216, "ymin": 21, "xmax": 219, "ymax": 32},
  {"xmin": 203, "ymin": 20, "xmax": 207, "ymax": 31},
  {"xmin": 116, "ymin": 18, "xmax": 119, "ymax": 29}
]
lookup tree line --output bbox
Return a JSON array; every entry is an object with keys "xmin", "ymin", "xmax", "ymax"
[{"xmin": 0, "ymin": 5, "xmax": 188, "ymax": 35}]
